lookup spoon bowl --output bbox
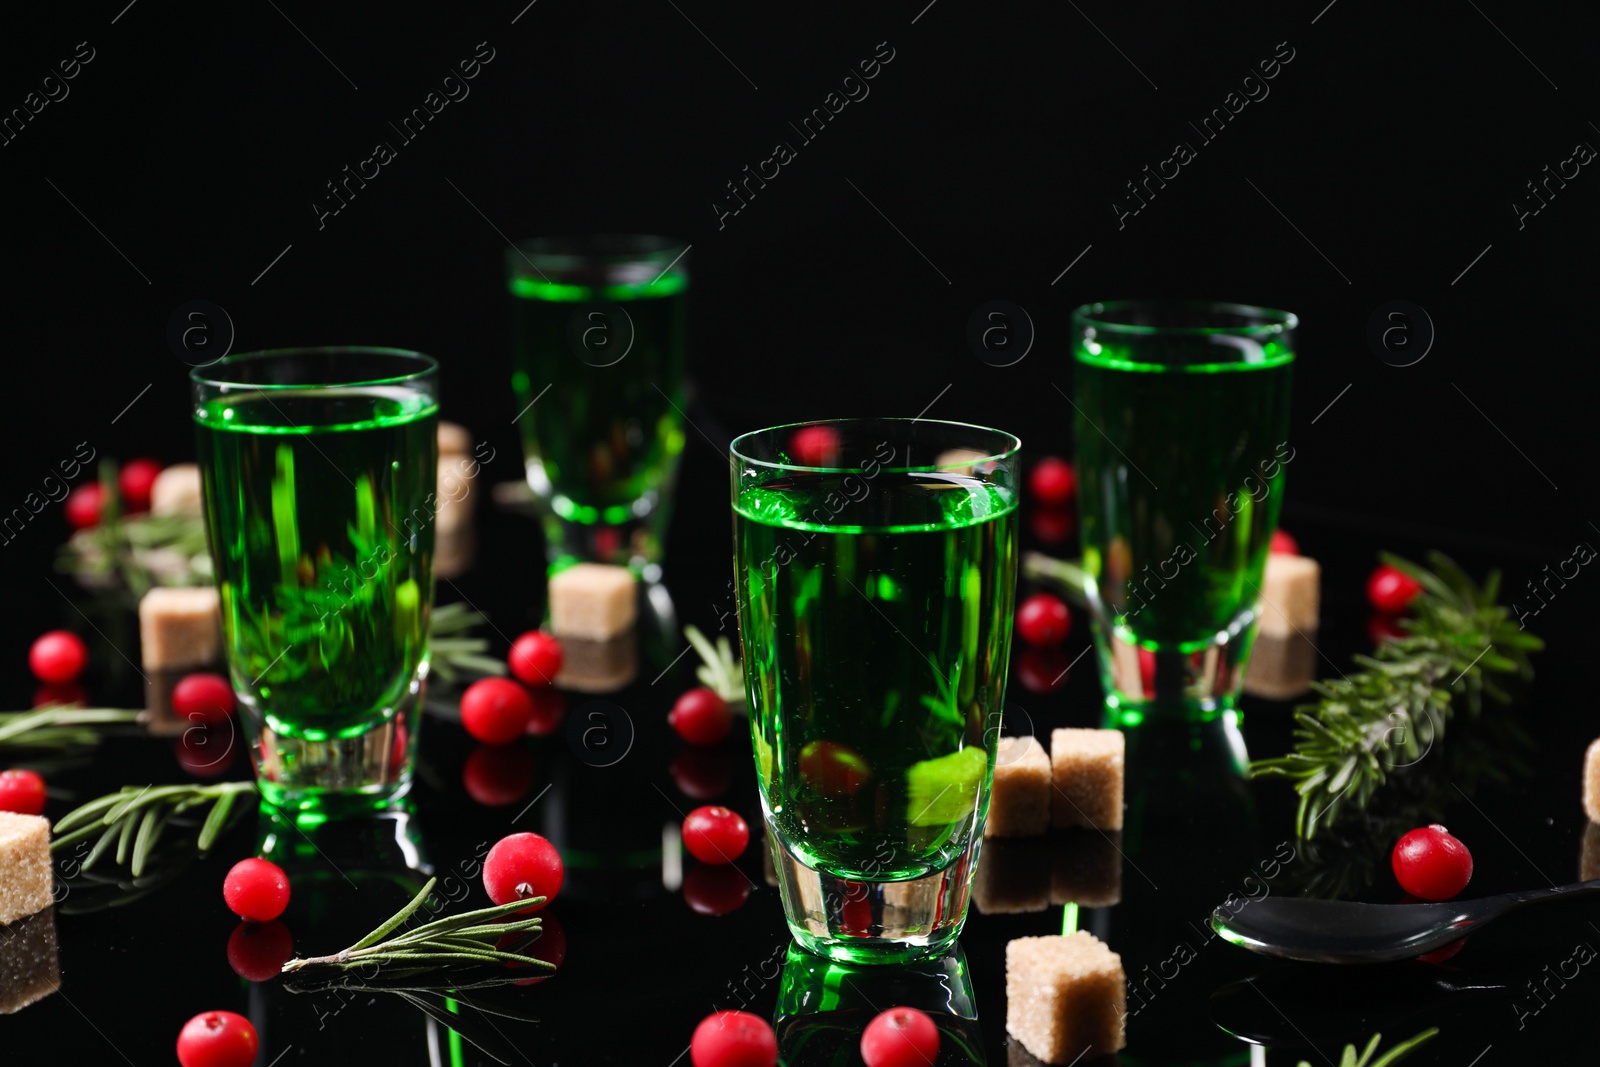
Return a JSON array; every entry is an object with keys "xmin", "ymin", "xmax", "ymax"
[{"xmin": 1212, "ymin": 878, "xmax": 1600, "ymax": 964}]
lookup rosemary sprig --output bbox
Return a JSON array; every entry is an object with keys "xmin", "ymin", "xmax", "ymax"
[
  {"xmin": 1289, "ymin": 699, "xmax": 1532, "ymax": 899},
  {"xmin": 1300, "ymin": 1027, "xmax": 1438, "ymax": 1067},
  {"xmin": 281, "ymin": 876, "xmax": 555, "ymax": 981},
  {"xmin": 51, "ymin": 781, "xmax": 255, "ymax": 877},
  {"xmin": 429, "ymin": 602, "xmax": 508, "ymax": 683},
  {"xmin": 685, "ymin": 624, "xmax": 745, "ymax": 707},
  {"xmin": 1251, "ymin": 552, "xmax": 1540, "ymax": 839},
  {"xmin": 0, "ymin": 707, "xmax": 141, "ymax": 750}
]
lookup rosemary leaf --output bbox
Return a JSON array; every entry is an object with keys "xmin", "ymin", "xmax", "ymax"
[
  {"xmin": 131, "ymin": 805, "xmax": 171, "ymax": 878},
  {"xmin": 0, "ymin": 708, "xmax": 141, "ymax": 749},
  {"xmin": 349, "ymin": 877, "xmax": 436, "ymax": 951},
  {"xmin": 115, "ymin": 809, "xmax": 138, "ymax": 866},
  {"xmin": 83, "ymin": 820, "xmax": 123, "ymax": 871},
  {"xmin": 197, "ymin": 789, "xmax": 239, "ymax": 851}
]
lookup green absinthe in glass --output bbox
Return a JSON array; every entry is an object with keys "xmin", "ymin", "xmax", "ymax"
[
  {"xmin": 1075, "ymin": 330, "xmax": 1293, "ymax": 653},
  {"xmin": 195, "ymin": 385, "xmax": 438, "ymax": 745},
  {"xmin": 735, "ymin": 460, "xmax": 1018, "ymax": 881},
  {"xmin": 508, "ymin": 257, "xmax": 687, "ymax": 532}
]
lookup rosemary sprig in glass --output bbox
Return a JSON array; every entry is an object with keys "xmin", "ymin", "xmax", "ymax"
[
  {"xmin": 51, "ymin": 781, "xmax": 256, "ymax": 877},
  {"xmin": 281, "ymin": 876, "xmax": 555, "ymax": 982},
  {"xmin": 1249, "ymin": 552, "xmax": 1540, "ymax": 838}
]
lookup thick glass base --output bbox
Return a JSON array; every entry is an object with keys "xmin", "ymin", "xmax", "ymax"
[
  {"xmin": 774, "ymin": 942, "xmax": 984, "ymax": 1063},
  {"xmin": 1094, "ymin": 609, "xmax": 1259, "ymax": 726},
  {"xmin": 768, "ymin": 829, "xmax": 980, "ymax": 965},
  {"xmin": 530, "ymin": 460, "xmax": 671, "ymax": 581},
  {"xmin": 246, "ymin": 670, "xmax": 425, "ymax": 817}
]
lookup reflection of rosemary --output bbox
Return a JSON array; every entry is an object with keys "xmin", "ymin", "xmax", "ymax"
[
  {"xmin": 1251, "ymin": 553, "xmax": 1540, "ymax": 838},
  {"xmin": 51, "ymin": 781, "xmax": 256, "ymax": 877},
  {"xmin": 281, "ymin": 876, "xmax": 554, "ymax": 981}
]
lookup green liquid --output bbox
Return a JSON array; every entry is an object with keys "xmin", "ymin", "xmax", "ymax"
[
  {"xmin": 735, "ymin": 473, "xmax": 1017, "ymax": 880},
  {"xmin": 509, "ymin": 272, "xmax": 687, "ymax": 524},
  {"xmin": 1075, "ymin": 340, "xmax": 1292, "ymax": 649},
  {"xmin": 194, "ymin": 387, "xmax": 438, "ymax": 740}
]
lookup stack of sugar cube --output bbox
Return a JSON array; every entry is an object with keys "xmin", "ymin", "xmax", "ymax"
[{"xmin": 985, "ymin": 729, "xmax": 1124, "ymax": 838}]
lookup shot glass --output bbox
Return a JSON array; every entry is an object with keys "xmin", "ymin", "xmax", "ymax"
[
  {"xmin": 507, "ymin": 235, "xmax": 688, "ymax": 579},
  {"xmin": 731, "ymin": 419, "xmax": 1020, "ymax": 963},
  {"xmin": 191, "ymin": 347, "xmax": 439, "ymax": 814},
  {"xmin": 1072, "ymin": 300, "xmax": 1296, "ymax": 725}
]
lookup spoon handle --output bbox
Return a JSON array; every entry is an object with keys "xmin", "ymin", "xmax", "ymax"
[{"xmin": 1503, "ymin": 877, "xmax": 1600, "ymax": 909}]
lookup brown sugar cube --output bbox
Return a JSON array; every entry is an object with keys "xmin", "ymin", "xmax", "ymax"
[
  {"xmin": 549, "ymin": 563, "xmax": 637, "ymax": 640},
  {"xmin": 1585, "ymin": 739, "xmax": 1600, "ymax": 823},
  {"xmin": 988, "ymin": 736, "xmax": 1052, "ymax": 838},
  {"xmin": 1006, "ymin": 932, "xmax": 1127, "ymax": 1063},
  {"xmin": 438, "ymin": 420, "xmax": 472, "ymax": 457},
  {"xmin": 138, "ymin": 586, "xmax": 222, "ymax": 671},
  {"xmin": 435, "ymin": 456, "xmax": 476, "ymax": 537},
  {"xmin": 0, "ymin": 813, "xmax": 53, "ymax": 927},
  {"xmin": 1049, "ymin": 829, "xmax": 1123, "ymax": 908},
  {"xmin": 1050, "ymin": 729, "xmax": 1124, "ymax": 831},
  {"xmin": 1581, "ymin": 821, "xmax": 1600, "ymax": 883},
  {"xmin": 435, "ymin": 522, "xmax": 476, "ymax": 581},
  {"xmin": 0, "ymin": 908, "xmax": 59, "ymax": 1014},
  {"xmin": 1243, "ymin": 629, "xmax": 1317, "ymax": 700},
  {"xmin": 555, "ymin": 632, "xmax": 638, "ymax": 693},
  {"xmin": 1257, "ymin": 553, "xmax": 1320, "ymax": 639},
  {"xmin": 973, "ymin": 837, "xmax": 1051, "ymax": 914},
  {"xmin": 150, "ymin": 462, "xmax": 203, "ymax": 515}
]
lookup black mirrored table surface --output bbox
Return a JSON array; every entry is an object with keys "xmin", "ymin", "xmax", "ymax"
[{"xmin": 2, "ymin": 439, "xmax": 1594, "ymax": 1066}]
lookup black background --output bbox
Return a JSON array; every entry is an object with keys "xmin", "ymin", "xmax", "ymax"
[{"xmin": 1, "ymin": 2, "xmax": 1597, "ymax": 1064}]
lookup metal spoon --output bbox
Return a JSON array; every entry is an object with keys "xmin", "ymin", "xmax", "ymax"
[{"xmin": 1211, "ymin": 878, "xmax": 1600, "ymax": 963}]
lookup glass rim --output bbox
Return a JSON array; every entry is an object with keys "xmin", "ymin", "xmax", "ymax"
[
  {"xmin": 189, "ymin": 346, "xmax": 439, "ymax": 390},
  {"xmin": 509, "ymin": 233, "xmax": 687, "ymax": 264},
  {"xmin": 729, "ymin": 417, "xmax": 1022, "ymax": 474},
  {"xmin": 1072, "ymin": 299, "xmax": 1298, "ymax": 337}
]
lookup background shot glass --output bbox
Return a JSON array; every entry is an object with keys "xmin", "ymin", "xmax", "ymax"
[
  {"xmin": 507, "ymin": 234, "xmax": 688, "ymax": 580},
  {"xmin": 191, "ymin": 348, "xmax": 439, "ymax": 814},
  {"xmin": 732, "ymin": 419, "xmax": 1020, "ymax": 963},
  {"xmin": 1072, "ymin": 301, "xmax": 1296, "ymax": 726}
]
